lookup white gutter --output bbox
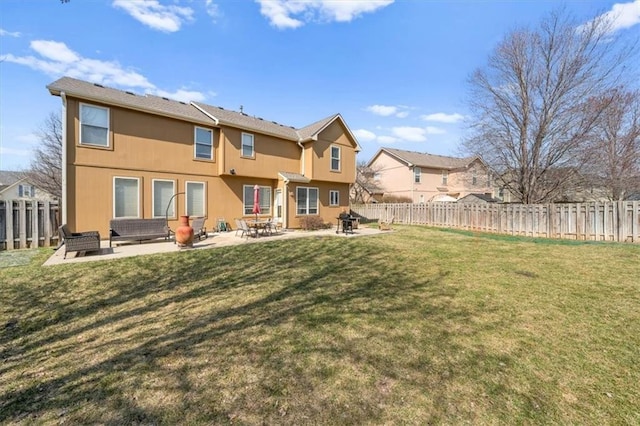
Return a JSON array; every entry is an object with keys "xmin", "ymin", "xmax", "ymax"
[
  {"xmin": 190, "ymin": 102, "xmax": 219, "ymax": 126},
  {"xmin": 61, "ymin": 91, "xmax": 68, "ymax": 225}
]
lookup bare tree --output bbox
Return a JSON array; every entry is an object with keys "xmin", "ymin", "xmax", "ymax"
[
  {"xmin": 351, "ymin": 160, "xmax": 384, "ymax": 203},
  {"xmin": 463, "ymin": 8, "xmax": 637, "ymax": 203},
  {"xmin": 24, "ymin": 112, "xmax": 63, "ymax": 199},
  {"xmin": 582, "ymin": 89, "xmax": 640, "ymax": 200}
]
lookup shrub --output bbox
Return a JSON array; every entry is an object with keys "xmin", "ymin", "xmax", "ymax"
[{"xmin": 299, "ymin": 215, "xmax": 325, "ymax": 230}]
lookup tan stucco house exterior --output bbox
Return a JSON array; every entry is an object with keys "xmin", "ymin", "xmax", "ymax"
[
  {"xmin": 47, "ymin": 77, "xmax": 360, "ymax": 236},
  {"xmin": 366, "ymin": 147, "xmax": 494, "ymax": 203}
]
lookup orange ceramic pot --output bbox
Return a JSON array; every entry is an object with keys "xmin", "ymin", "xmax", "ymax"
[{"xmin": 175, "ymin": 215, "xmax": 194, "ymax": 247}]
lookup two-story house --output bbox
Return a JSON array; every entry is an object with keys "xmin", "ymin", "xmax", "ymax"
[
  {"xmin": 366, "ymin": 147, "xmax": 494, "ymax": 203},
  {"xmin": 0, "ymin": 171, "xmax": 58, "ymax": 202},
  {"xmin": 47, "ymin": 77, "xmax": 360, "ymax": 236}
]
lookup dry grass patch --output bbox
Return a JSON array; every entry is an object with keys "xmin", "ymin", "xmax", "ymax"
[{"xmin": 1, "ymin": 227, "xmax": 639, "ymax": 424}]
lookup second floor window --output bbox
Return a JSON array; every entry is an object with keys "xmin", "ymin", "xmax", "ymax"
[
  {"xmin": 472, "ymin": 171, "xmax": 478, "ymax": 186},
  {"xmin": 18, "ymin": 184, "xmax": 35, "ymax": 197},
  {"xmin": 195, "ymin": 127, "xmax": 213, "ymax": 160},
  {"xmin": 331, "ymin": 146, "xmax": 341, "ymax": 171},
  {"xmin": 414, "ymin": 167, "xmax": 421, "ymax": 183},
  {"xmin": 80, "ymin": 103, "xmax": 109, "ymax": 147},
  {"xmin": 242, "ymin": 133, "xmax": 254, "ymax": 158},
  {"xmin": 442, "ymin": 170, "xmax": 448, "ymax": 185}
]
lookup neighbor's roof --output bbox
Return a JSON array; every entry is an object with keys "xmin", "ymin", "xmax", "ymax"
[
  {"xmin": 47, "ymin": 77, "xmax": 359, "ymax": 148},
  {"xmin": 0, "ymin": 170, "xmax": 24, "ymax": 191},
  {"xmin": 458, "ymin": 193, "xmax": 500, "ymax": 203},
  {"xmin": 370, "ymin": 147, "xmax": 478, "ymax": 170}
]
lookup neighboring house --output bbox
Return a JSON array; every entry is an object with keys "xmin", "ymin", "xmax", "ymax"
[
  {"xmin": 0, "ymin": 170, "xmax": 58, "ymax": 202},
  {"xmin": 366, "ymin": 147, "xmax": 495, "ymax": 203},
  {"xmin": 47, "ymin": 77, "xmax": 360, "ymax": 236},
  {"xmin": 457, "ymin": 193, "xmax": 501, "ymax": 203}
]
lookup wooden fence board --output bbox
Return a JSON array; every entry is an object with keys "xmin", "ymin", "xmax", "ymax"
[{"xmin": 352, "ymin": 201, "xmax": 640, "ymax": 244}]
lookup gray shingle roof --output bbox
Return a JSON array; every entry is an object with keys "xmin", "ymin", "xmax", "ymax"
[
  {"xmin": 0, "ymin": 170, "xmax": 23, "ymax": 187},
  {"xmin": 47, "ymin": 77, "xmax": 351, "ymax": 143},
  {"xmin": 380, "ymin": 147, "xmax": 476, "ymax": 170},
  {"xmin": 278, "ymin": 172, "xmax": 310, "ymax": 183}
]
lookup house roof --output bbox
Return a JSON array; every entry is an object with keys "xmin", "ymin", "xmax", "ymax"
[
  {"xmin": 278, "ymin": 172, "xmax": 311, "ymax": 183},
  {"xmin": 47, "ymin": 77, "xmax": 360, "ymax": 148},
  {"xmin": 370, "ymin": 147, "xmax": 478, "ymax": 170},
  {"xmin": 458, "ymin": 193, "xmax": 501, "ymax": 203},
  {"xmin": 0, "ymin": 170, "xmax": 24, "ymax": 192}
]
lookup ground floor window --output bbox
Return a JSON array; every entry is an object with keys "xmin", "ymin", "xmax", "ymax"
[
  {"xmin": 297, "ymin": 187, "xmax": 318, "ymax": 215},
  {"xmin": 329, "ymin": 190, "xmax": 339, "ymax": 206},
  {"xmin": 243, "ymin": 185, "xmax": 271, "ymax": 216},
  {"xmin": 113, "ymin": 177, "xmax": 140, "ymax": 218},
  {"xmin": 153, "ymin": 179, "xmax": 175, "ymax": 218},
  {"xmin": 186, "ymin": 181, "xmax": 206, "ymax": 217}
]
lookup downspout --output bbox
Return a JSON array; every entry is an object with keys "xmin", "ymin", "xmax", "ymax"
[
  {"xmin": 283, "ymin": 177, "xmax": 289, "ymax": 229},
  {"xmin": 61, "ymin": 91, "xmax": 67, "ymax": 225},
  {"xmin": 297, "ymin": 139, "xmax": 305, "ymax": 176}
]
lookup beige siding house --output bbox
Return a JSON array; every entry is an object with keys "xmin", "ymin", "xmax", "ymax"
[
  {"xmin": 367, "ymin": 147, "xmax": 494, "ymax": 203},
  {"xmin": 47, "ymin": 77, "xmax": 360, "ymax": 236},
  {"xmin": 0, "ymin": 171, "xmax": 58, "ymax": 202}
]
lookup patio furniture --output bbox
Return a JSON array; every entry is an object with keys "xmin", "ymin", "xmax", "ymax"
[
  {"xmin": 379, "ymin": 216, "xmax": 395, "ymax": 231},
  {"xmin": 216, "ymin": 217, "xmax": 229, "ymax": 232},
  {"xmin": 235, "ymin": 219, "xmax": 257, "ymax": 238},
  {"xmin": 267, "ymin": 218, "xmax": 281, "ymax": 234},
  {"xmin": 109, "ymin": 218, "xmax": 170, "ymax": 247},
  {"xmin": 58, "ymin": 224, "xmax": 101, "ymax": 259},
  {"xmin": 191, "ymin": 217, "xmax": 207, "ymax": 241}
]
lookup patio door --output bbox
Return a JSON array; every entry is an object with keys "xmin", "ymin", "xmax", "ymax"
[{"xmin": 274, "ymin": 189, "xmax": 283, "ymax": 223}]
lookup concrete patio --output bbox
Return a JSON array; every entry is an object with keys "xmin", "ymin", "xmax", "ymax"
[{"xmin": 44, "ymin": 226, "xmax": 387, "ymax": 266}]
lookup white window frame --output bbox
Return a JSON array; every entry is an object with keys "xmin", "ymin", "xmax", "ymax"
[
  {"xmin": 241, "ymin": 132, "xmax": 254, "ymax": 158},
  {"xmin": 152, "ymin": 179, "xmax": 176, "ymax": 218},
  {"xmin": 414, "ymin": 167, "xmax": 421, "ymax": 183},
  {"xmin": 329, "ymin": 190, "xmax": 339, "ymax": 206},
  {"xmin": 297, "ymin": 187, "xmax": 319, "ymax": 215},
  {"xmin": 442, "ymin": 170, "xmax": 449, "ymax": 185},
  {"xmin": 330, "ymin": 145, "xmax": 341, "ymax": 171},
  {"xmin": 19, "ymin": 184, "xmax": 35, "ymax": 197},
  {"xmin": 113, "ymin": 176, "xmax": 140, "ymax": 218},
  {"xmin": 80, "ymin": 103, "xmax": 110, "ymax": 147},
  {"xmin": 194, "ymin": 126, "xmax": 214, "ymax": 160},
  {"xmin": 185, "ymin": 181, "xmax": 206, "ymax": 217},
  {"xmin": 243, "ymin": 185, "xmax": 272, "ymax": 216}
]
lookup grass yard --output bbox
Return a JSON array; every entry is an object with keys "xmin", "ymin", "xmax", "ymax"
[{"xmin": 1, "ymin": 226, "xmax": 639, "ymax": 424}]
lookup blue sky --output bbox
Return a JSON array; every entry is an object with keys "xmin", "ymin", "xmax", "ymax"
[{"xmin": 1, "ymin": 0, "xmax": 639, "ymax": 171}]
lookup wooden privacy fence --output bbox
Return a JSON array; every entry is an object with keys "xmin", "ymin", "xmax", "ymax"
[
  {"xmin": 351, "ymin": 201, "xmax": 640, "ymax": 243},
  {"xmin": 0, "ymin": 200, "xmax": 60, "ymax": 250}
]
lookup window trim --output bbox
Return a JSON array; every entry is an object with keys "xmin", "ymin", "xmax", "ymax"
[
  {"xmin": 194, "ymin": 126, "xmax": 214, "ymax": 160},
  {"xmin": 113, "ymin": 176, "xmax": 140, "ymax": 219},
  {"xmin": 414, "ymin": 167, "xmax": 421, "ymax": 183},
  {"xmin": 296, "ymin": 186, "xmax": 319, "ymax": 215},
  {"xmin": 241, "ymin": 132, "xmax": 255, "ymax": 158},
  {"xmin": 329, "ymin": 190, "xmax": 339, "ymax": 206},
  {"xmin": 185, "ymin": 181, "xmax": 206, "ymax": 217},
  {"xmin": 243, "ymin": 184, "xmax": 272, "ymax": 216},
  {"xmin": 79, "ymin": 102, "xmax": 110, "ymax": 147},
  {"xmin": 330, "ymin": 145, "xmax": 341, "ymax": 171},
  {"xmin": 152, "ymin": 178, "xmax": 176, "ymax": 219}
]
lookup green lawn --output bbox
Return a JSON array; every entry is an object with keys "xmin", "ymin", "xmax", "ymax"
[{"xmin": 1, "ymin": 226, "xmax": 639, "ymax": 424}]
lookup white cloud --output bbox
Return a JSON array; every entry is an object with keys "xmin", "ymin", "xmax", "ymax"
[
  {"xmin": 2, "ymin": 39, "xmax": 207, "ymax": 103},
  {"xmin": 377, "ymin": 135, "xmax": 399, "ymax": 144},
  {"xmin": 597, "ymin": 0, "xmax": 640, "ymax": 33},
  {"xmin": 392, "ymin": 126, "xmax": 427, "ymax": 142},
  {"xmin": 0, "ymin": 28, "xmax": 21, "ymax": 37},
  {"xmin": 112, "ymin": 0, "xmax": 194, "ymax": 33},
  {"xmin": 205, "ymin": 0, "xmax": 221, "ymax": 21},
  {"xmin": 425, "ymin": 126, "xmax": 446, "ymax": 135},
  {"xmin": 354, "ymin": 129, "xmax": 376, "ymax": 142},
  {"xmin": 421, "ymin": 112, "xmax": 465, "ymax": 124},
  {"xmin": 155, "ymin": 88, "xmax": 206, "ymax": 103},
  {"xmin": 366, "ymin": 104, "xmax": 409, "ymax": 118},
  {"xmin": 256, "ymin": 0, "xmax": 394, "ymax": 29},
  {"xmin": 0, "ymin": 146, "xmax": 31, "ymax": 156}
]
